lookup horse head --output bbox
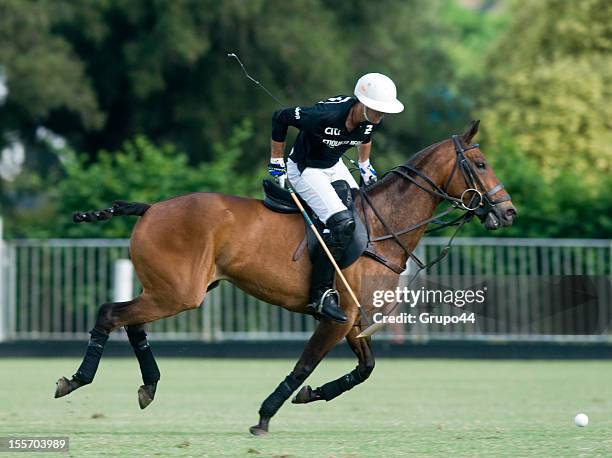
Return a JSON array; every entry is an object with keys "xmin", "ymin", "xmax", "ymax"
[
  {"xmin": 363, "ymin": 120, "xmax": 516, "ymax": 241},
  {"xmin": 445, "ymin": 120, "xmax": 517, "ymax": 229}
]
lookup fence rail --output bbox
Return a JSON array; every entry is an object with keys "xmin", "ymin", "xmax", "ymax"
[{"xmin": 0, "ymin": 235, "xmax": 610, "ymax": 342}]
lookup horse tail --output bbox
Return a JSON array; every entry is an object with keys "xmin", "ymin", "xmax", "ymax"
[{"xmin": 73, "ymin": 200, "xmax": 151, "ymax": 223}]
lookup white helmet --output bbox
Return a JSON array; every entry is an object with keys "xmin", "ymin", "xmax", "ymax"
[{"xmin": 354, "ymin": 73, "xmax": 404, "ymax": 114}]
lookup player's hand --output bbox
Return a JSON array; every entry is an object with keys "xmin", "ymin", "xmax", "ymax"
[
  {"xmin": 268, "ymin": 158, "xmax": 287, "ymax": 187},
  {"xmin": 359, "ymin": 159, "xmax": 378, "ymax": 185}
]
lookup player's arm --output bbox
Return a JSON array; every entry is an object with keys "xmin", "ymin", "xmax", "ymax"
[
  {"xmin": 271, "ymin": 104, "xmax": 322, "ymax": 143},
  {"xmin": 268, "ymin": 105, "xmax": 320, "ymax": 185},
  {"xmin": 271, "ymin": 139, "xmax": 285, "ymax": 159},
  {"xmin": 357, "ymin": 141, "xmax": 372, "ymax": 163},
  {"xmin": 269, "ymin": 105, "xmax": 326, "ymax": 177}
]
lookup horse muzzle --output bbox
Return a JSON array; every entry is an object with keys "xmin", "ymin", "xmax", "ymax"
[{"xmin": 480, "ymin": 204, "xmax": 517, "ymax": 230}]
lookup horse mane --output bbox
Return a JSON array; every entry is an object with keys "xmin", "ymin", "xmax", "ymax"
[{"xmin": 363, "ymin": 139, "xmax": 448, "ymax": 193}]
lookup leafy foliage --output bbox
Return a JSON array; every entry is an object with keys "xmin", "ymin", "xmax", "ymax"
[
  {"xmin": 460, "ymin": 131, "xmax": 612, "ymax": 238},
  {"xmin": 0, "ymin": 0, "xmax": 471, "ymax": 162},
  {"xmin": 0, "ymin": 0, "xmax": 103, "ymax": 130},
  {"xmin": 0, "ymin": 0, "xmax": 609, "ymax": 238},
  {"xmin": 475, "ymin": 0, "xmax": 612, "ymax": 237},
  {"xmin": 7, "ymin": 120, "xmax": 257, "ymax": 238}
]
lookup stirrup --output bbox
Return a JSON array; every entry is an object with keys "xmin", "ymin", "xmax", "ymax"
[
  {"xmin": 310, "ymin": 289, "xmax": 339, "ymax": 314},
  {"xmin": 308, "ymin": 289, "xmax": 347, "ymax": 323}
]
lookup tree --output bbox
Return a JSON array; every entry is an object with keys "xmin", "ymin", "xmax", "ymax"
[
  {"xmin": 464, "ymin": 0, "xmax": 612, "ymax": 238},
  {"xmin": 5, "ymin": 120, "xmax": 257, "ymax": 238},
  {"xmin": 481, "ymin": 0, "xmax": 612, "ymax": 184},
  {"xmin": 0, "ymin": 0, "xmax": 477, "ymax": 166},
  {"xmin": 437, "ymin": 125, "xmax": 612, "ymax": 239},
  {"xmin": 0, "ymin": 0, "xmax": 103, "ymax": 132}
]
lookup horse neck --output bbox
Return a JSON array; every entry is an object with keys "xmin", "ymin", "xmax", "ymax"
[{"xmin": 362, "ymin": 140, "xmax": 455, "ymax": 268}]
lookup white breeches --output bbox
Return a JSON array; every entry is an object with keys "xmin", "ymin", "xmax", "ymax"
[{"xmin": 287, "ymin": 158, "xmax": 359, "ymax": 224}]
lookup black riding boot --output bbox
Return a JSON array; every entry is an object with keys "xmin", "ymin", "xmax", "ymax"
[
  {"xmin": 307, "ymin": 210, "xmax": 355, "ymax": 323},
  {"xmin": 308, "ymin": 243, "xmax": 347, "ymax": 323}
]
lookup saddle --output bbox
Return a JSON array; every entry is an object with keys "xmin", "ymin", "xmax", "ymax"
[{"xmin": 262, "ymin": 179, "xmax": 368, "ymax": 269}]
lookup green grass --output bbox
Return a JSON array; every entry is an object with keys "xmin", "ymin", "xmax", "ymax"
[{"xmin": 0, "ymin": 358, "xmax": 611, "ymax": 457}]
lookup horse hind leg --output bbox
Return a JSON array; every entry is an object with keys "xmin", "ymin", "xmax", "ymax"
[
  {"xmin": 292, "ymin": 326, "xmax": 375, "ymax": 404},
  {"xmin": 126, "ymin": 324, "xmax": 161, "ymax": 409},
  {"xmin": 54, "ymin": 293, "xmax": 175, "ymax": 401}
]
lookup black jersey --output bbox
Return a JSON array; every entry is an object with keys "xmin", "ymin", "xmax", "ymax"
[{"xmin": 271, "ymin": 95, "xmax": 383, "ymax": 171}]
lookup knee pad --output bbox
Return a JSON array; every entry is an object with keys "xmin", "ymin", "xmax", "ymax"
[
  {"xmin": 326, "ymin": 210, "xmax": 355, "ymax": 251},
  {"xmin": 331, "ymin": 180, "xmax": 353, "ymax": 209}
]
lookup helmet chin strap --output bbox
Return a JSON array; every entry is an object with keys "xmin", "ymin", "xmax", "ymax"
[
  {"xmin": 363, "ymin": 104, "xmax": 372, "ymax": 123},
  {"xmin": 363, "ymin": 104, "xmax": 383, "ymax": 124}
]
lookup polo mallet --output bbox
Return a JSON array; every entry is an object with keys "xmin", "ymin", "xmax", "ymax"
[
  {"xmin": 355, "ymin": 284, "xmax": 411, "ymax": 338},
  {"xmin": 287, "ymin": 186, "xmax": 369, "ymax": 326},
  {"xmin": 356, "ymin": 322, "xmax": 385, "ymax": 338}
]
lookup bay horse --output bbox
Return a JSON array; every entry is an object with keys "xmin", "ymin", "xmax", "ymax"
[{"xmin": 54, "ymin": 120, "xmax": 516, "ymax": 435}]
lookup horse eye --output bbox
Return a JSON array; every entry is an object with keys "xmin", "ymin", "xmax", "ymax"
[{"xmin": 476, "ymin": 161, "xmax": 486, "ymax": 170}]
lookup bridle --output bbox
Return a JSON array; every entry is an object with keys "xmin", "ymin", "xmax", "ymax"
[
  {"xmin": 359, "ymin": 134, "xmax": 512, "ymax": 274},
  {"xmin": 446, "ymin": 135, "xmax": 512, "ymax": 218}
]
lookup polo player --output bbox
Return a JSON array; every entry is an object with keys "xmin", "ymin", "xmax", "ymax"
[{"xmin": 268, "ymin": 73, "xmax": 404, "ymax": 323}]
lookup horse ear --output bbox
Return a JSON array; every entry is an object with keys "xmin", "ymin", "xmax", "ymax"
[{"xmin": 462, "ymin": 120, "xmax": 480, "ymax": 144}]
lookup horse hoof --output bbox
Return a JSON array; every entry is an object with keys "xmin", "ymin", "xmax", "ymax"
[
  {"xmin": 138, "ymin": 383, "xmax": 157, "ymax": 409},
  {"xmin": 249, "ymin": 425, "xmax": 268, "ymax": 436},
  {"xmin": 54, "ymin": 377, "xmax": 72, "ymax": 398},
  {"xmin": 249, "ymin": 416, "xmax": 270, "ymax": 436},
  {"xmin": 292, "ymin": 385, "xmax": 313, "ymax": 404}
]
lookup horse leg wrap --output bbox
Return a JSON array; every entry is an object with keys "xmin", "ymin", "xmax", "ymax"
[
  {"xmin": 73, "ymin": 328, "xmax": 109, "ymax": 384},
  {"xmin": 259, "ymin": 374, "xmax": 302, "ymax": 418},
  {"xmin": 127, "ymin": 327, "xmax": 160, "ymax": 385},
  {"xmin": 317, "ymin": 366, "xmax": 369, "ymax": 402}
]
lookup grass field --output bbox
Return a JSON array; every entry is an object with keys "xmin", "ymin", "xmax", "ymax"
[{"xmin": 0, "ymin": 358, "xmax": 611, "ymax": 457}]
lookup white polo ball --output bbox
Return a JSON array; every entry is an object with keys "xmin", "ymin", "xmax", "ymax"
[{"xmin": 574, "ymin": 413, "xmax": 588, "ymax": 427}]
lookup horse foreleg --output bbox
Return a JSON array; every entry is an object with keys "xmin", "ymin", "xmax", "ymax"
[
  {"xmin": 126, "ymin": 324, "xmax": 161, "ymax": 409},
  {"xmin": 249, "ymin": 318, "xmax": 353, "ymax": 436},
  {"xmin": 292, "ymin": 326, "xmax": 375, "ymax": 404}
]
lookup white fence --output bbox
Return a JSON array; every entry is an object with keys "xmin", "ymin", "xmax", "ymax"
[{"xmin": 0, "ymin": 234, "xmax": 610, "ymax": 342}]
